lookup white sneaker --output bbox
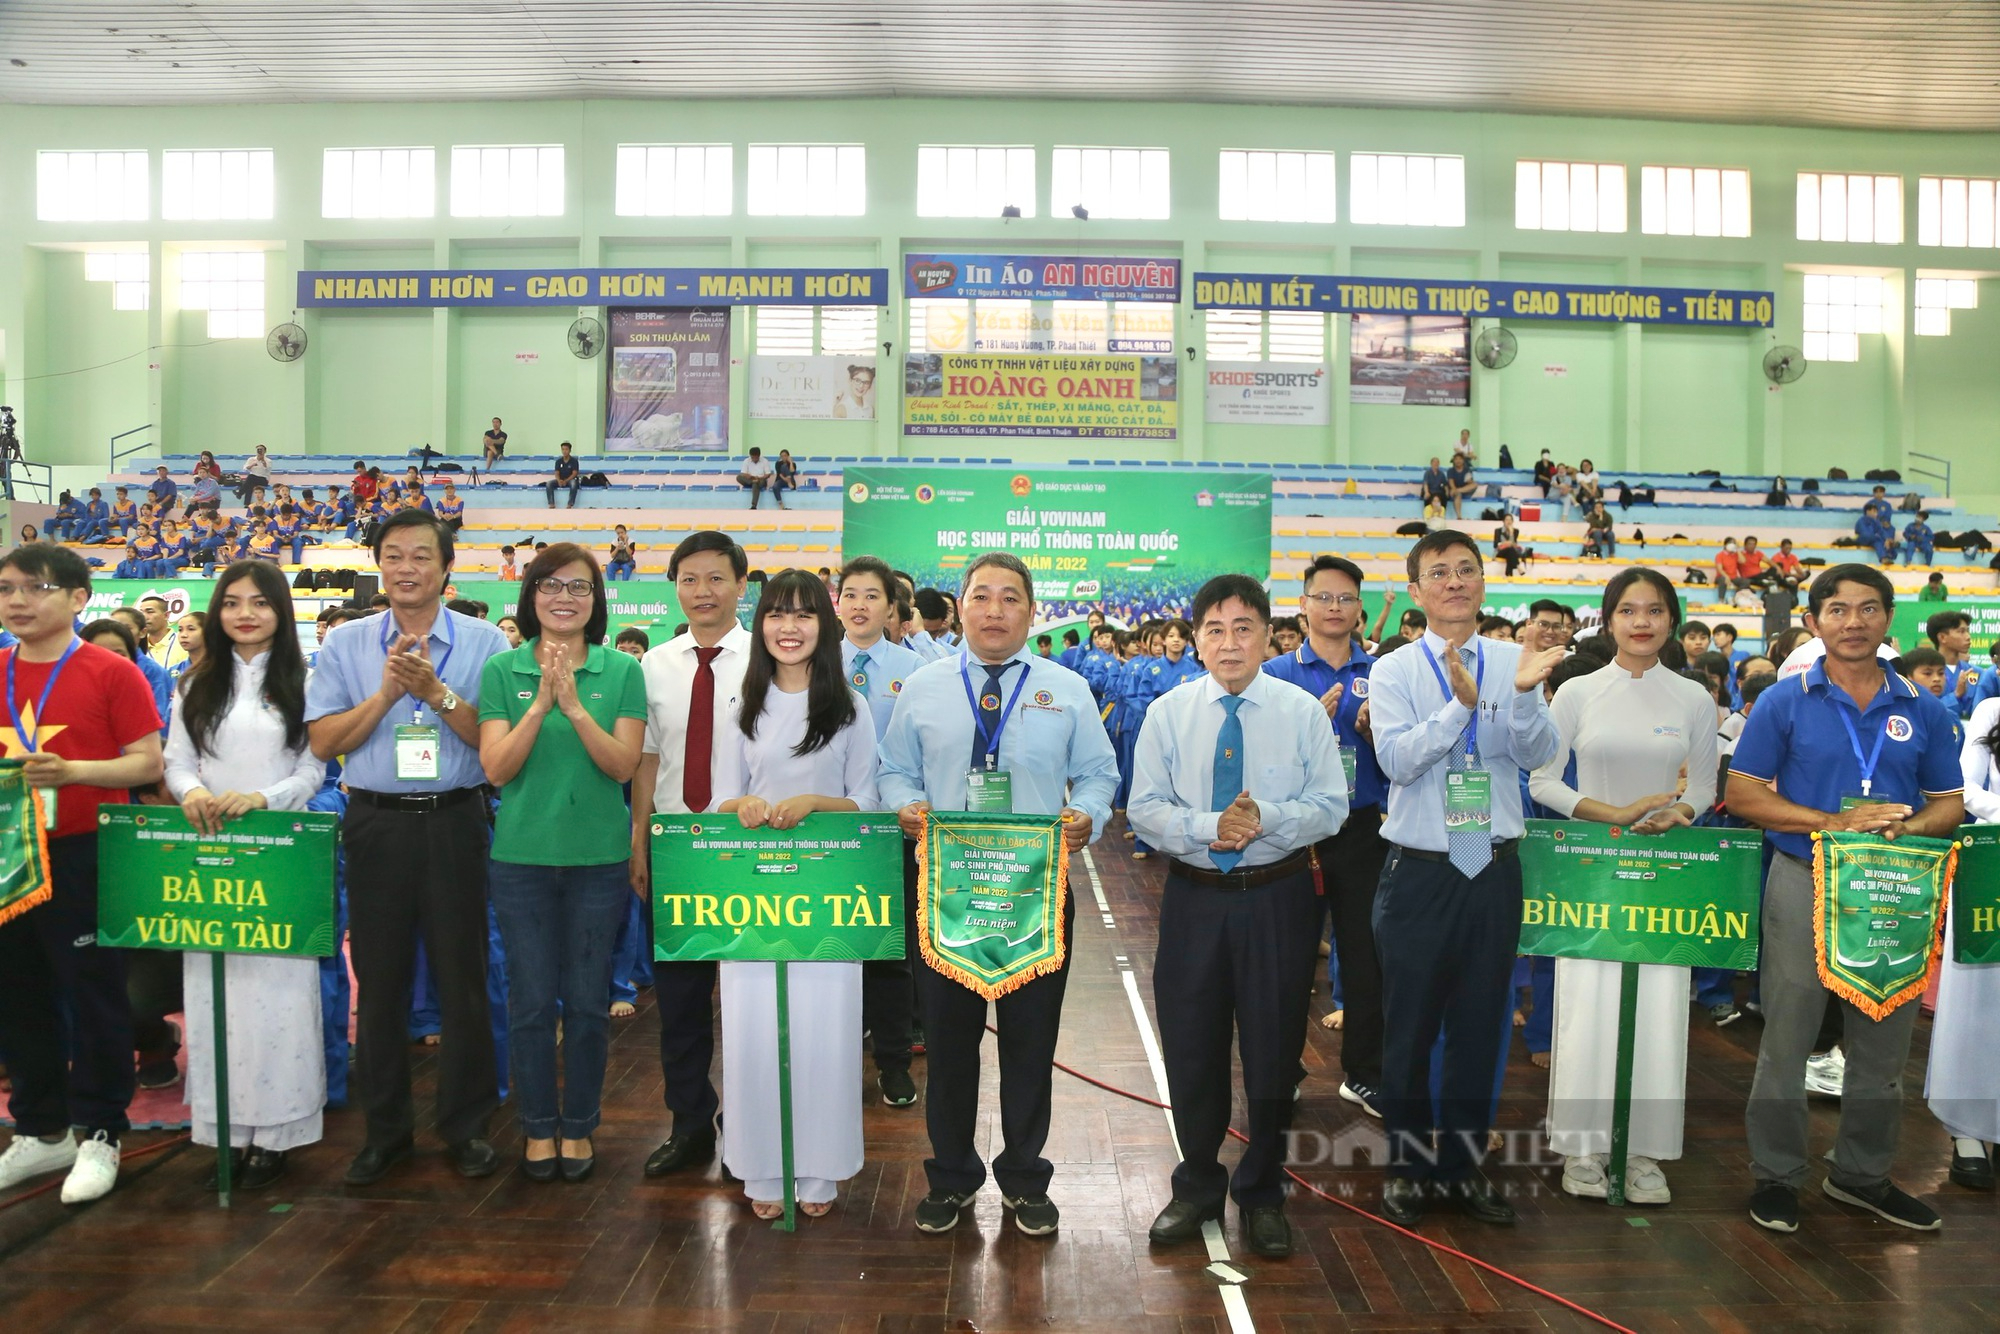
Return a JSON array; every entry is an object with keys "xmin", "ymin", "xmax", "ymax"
[
  {"xmin": 1805, "ymin": 1045, "xmax": 1846, "ymax": 1098},
  {"xmin": 59, "ymin": 1130, "xmax": 120, "ymax": 1204},
  {"xmin": 1625, "ymin": 1155, "xmax": 1672, "ymax": 1205},
  {"xmin": 0, "ymin": 1132, "xmax": 78, "ymax": 1190},
  {"xmin": 1561, "ymin": 1153, "xmax": 1609, "ymax": 1199}
]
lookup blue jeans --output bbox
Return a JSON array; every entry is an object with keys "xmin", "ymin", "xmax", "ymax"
[
  {"xmin": 489, "ymin": 860, "xmax": 628, "ymax": 1140},
  {"xmin": 610, "ymin": 891, "xmax": 653, "ymax": 1005},
  {"xmin": 606, "ymin": 560, "xmax": 635, "ymax": 581}
]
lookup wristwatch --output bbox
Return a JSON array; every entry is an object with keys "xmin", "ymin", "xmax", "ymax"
[{"xmin": 437, "ymin": 689, "xmax": 460, "ymax": 714}]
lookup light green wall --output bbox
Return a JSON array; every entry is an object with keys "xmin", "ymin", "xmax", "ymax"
[{"xmin": 2, "ymin": 96, "xmax": 1996, "ymax": 492}]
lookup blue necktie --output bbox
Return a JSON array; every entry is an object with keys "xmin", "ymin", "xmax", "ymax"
[
  {"xmin": 1212, "ymin": 695, "xmax": 1245, "ymax": 872},
  {"xmin": 1446, "ymin": 646, "xmax": 1493, "ymax": 880},
  {"xmin": 851, "ymin": 650, "xmax": 870, "ymax": 696},
  {"xmin": 972, "ymin": 663, "xmax": 1008, "ymax": 770}
]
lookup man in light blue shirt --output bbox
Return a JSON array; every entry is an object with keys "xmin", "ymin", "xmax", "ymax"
[
  {"xmin": 878, "ymin": 551, "xmax": 1117, "ymax": 1240},
  {"xmin": 1130, "ymin": 575, "xmax": 1345, "ymax": 1259},
  {"xmin": 305, "ymin": 510, "xmax": 509, "ymax": 1188},
  {"xmin": 1368, "ymin": 529, "xmax": 1562, "ymax": 1230}
]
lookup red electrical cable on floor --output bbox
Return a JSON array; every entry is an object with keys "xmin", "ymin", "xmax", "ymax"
[
  {"xmin": 1043, "ymin": 1050, "xmax": 1638, "ymax": 1334},
  {"xmin": 0, "ymin": 1132, "xmax": 190, "ymax": 1214}
]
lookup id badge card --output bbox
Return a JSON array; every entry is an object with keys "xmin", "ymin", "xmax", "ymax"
[
  {"xmin": 33, "ymin": 787, "xmax": 56, "ymax": 831},
  {"xmin": 1838, "ymin": 790, "xmax": 1883, "ymax": 812},
  {"xmin": 965, "ymin": 768, "xmax": 1014, "ymax": 814},
  {"xmin": 395, "ymin": 724, "xmax": 442, "ymax": 783},
  {"xmin": 1445, "ymin": 769, "xmax": 1492, "ymax": 833},
  {"xmin": 1338, "ymin": 746, "xmax": 1358, "ymax": 797}
]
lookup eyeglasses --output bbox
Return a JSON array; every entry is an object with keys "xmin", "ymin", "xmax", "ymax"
[
  {"xmin": 535, "ymin": 577, "xmax": 594, "ymax": 598},
  {"xmin": 1417, "ymin": 563, "xmax": 1482, "ymax": 585},
  {"xmin": 1302, "ymin": 592, "xmax": 1362, "ymax": 608},
  {"xmin": 0, "ymin": 581, "xmax": 67, "ymax": 599}
]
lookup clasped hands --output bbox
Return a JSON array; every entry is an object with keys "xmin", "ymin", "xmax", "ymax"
[{"xmin": 1212, "ymin": 791, "xmax": 1262, "ymax": 853}]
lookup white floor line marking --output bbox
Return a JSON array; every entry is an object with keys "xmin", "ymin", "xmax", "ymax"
[{"xmin": 1082, "ymin": 844, "xmax": 1111, "ymax": 913}]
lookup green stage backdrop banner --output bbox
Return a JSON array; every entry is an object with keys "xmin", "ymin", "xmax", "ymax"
[
  {"xmin": 96, "ymin": 806, "xmax": 340, "ymax": 956},
  {"xmin": 841, "ymin": 467, "xmax": 1271, "ymax": 620},
  {"xmin": 649, "ymin": 812, "xmax": 906, "ymax": 963},
  {"xmin": 1950, "ymin": 827, "xmax": 2000, "ymax": 966},
  {"xmin": 1518, "ymin": 820, "xmax": 1763, "ymax": 969}
]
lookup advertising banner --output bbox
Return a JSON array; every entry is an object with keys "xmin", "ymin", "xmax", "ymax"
[
  {"xmin": 917, "ymin": 812, "xmax": 1069, "ymax": 1002},
  {"xmin": 96, "ymin": 806, "xmax": 340, "ymax": 957},
  {"xmin": 842, "ymin": 466, "xmax": 1270, "ymax": 619},
  {"xmin": 1811, "ymin": 829, "xmax": 1955, "ymax": 1020},
  {"xmin": 1517, "ymin": 821, "xmax": 1763, "ymax": 969},
  {"xmin": 902, "ymin": 353, "xmax": 1178, "ymax": 439},
  {"xmin": 1204, "ymin": 362, "xmax": 1331, "ymax": 425},
  {"xmin": 748, "ymin": 356, "xmax": 878, "ymax": 421},
  {"xmin": 905, "ymin": 253, "xmax": 1180, "ymax": 303},
  {"xmin": 1952, "ymin": 827, "xmax": 2000, "ymax": 965},
  {"xmin": 918, "ymin": 301, "xmax": 1173, "ymax": 355},
  {"xmin": 605, "ymin": 308, "xmax": 731, "ymax": 453},
  {"xmin": 1350, "ymin": 314, "xmax": 1471, "ymax": 407},
  {"xmin": 1192, "ymin": 272, "xmax": 1776, "ymax": 327},
  {"xmin": 648, "ymin": 812, "xmax": 906, "ymax": 963},
  {"xmin": 298, "ymin": 267, "xmax": 887, "ymax": 309}
]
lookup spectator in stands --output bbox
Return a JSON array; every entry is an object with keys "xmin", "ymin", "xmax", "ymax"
[
  {"xmin": 1714, "ymin": 538, "xmax": 1750, "ymax": 595},
  {"xmin": 350, "ymin": 462, "xmax": 379, "ymax": 504},
  {"xmin": 236, "ymin": 444, "xmax": 273, "ymax": 504},
  {"xmin": 1532, "ymin": 449, "xmax": 1555, "ymax": 496},
  {"xmin": 42, "ymin": 491, "xmax": 82, "ymax": 540},
  {"xmin": 1765, "ymin": 475, "xmax": 1791, "ymax": 507},
  {"xmin": 606, "ymin": 529, "xmax": 636, "ymax": 582},
  {"xmin": 1921, "ymin": 571, "xmax": 1950, "ymax": 604},
  {"xmin": 113, "ymin": 542, "xmax": 148, "ymax": 579},
  {"xmin": 434, "ymin": 480, "xmax": 465, "ymax": 534},
  {"xmin": 149, "ymin": 465, "xmax": 177, "ymax": 508},
  {"xmin": 542, "ymin": 443, "xmax": 583, "ymax": 510},
  {"xmin": 482, "ymin": 418, "xmax": 508, "ymax": 468},
  {"xmin": 1420, "ymin": 457, "xmax": 1448, "ymax": 515},
  {"xmin": 1494, "ymin": 511, "xmax": 1529, "ymax": 576},
  {"xmin": 1454, "ymin": 427, "xmax": 1476, "ymax": 463},
  {"xmin": 189, "ymin": 463, "xmax": 222, "ymax": 514},
  {"xmin": 1574, "ymin": 459, "xmax": 1604, "ymax": 510},
  {"xmin": 771, "ymin": 450, "xmax": 798, "ymax": 511},
  {"xmin": 75, "ymin": 488, "xmax": 111, "ymax": 544},
  {"xmin": 1445, "ymin": 452, "xmax": 1478, "ymax": 520},
  {"xmin": 1583, "ymin": 503, "xmax": 1616, "ymax": 558},
  {"xmin": 1736, "ymin": 536, "xmax": 1770, "ymax": 588},
  {"xmin": 108, "ymin": 487, "xmax": 138, "ymax": 539},
  {"xmin": 1548, "ymin": 462, "xmax": 1577, "ymax": 521},
  {"xmin": 1855, "ymin": 486, "xmax": 1900, "ymax": 564},
  {"xmin": 737, "ymin": 447, "xmax": 775, "ymax": 510},
  {"xmin": 498, "ymin": 545, "xmax": 520, "ymax": 581},
  {"xmin": 1768, "ymin": 537, "xmax": 1803, "ymax": 590},
  {"xmin": 1902, "ymin": 510, "xmax": 1936, "ymax": 567}
]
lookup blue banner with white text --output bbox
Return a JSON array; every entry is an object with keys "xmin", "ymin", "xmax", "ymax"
[
  {"xmin": 1191, "ymin": 272, "xmax": 1774, "ymax": 327},
  {"xmin": 906, "ymin": 253, "xmax": 1181, "ymax": 303}
]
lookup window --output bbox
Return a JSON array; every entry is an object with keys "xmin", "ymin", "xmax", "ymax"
[
  {"xmin": 614, "ymin": 144, "xmax": 732, "ymax": 217},
  {"xmin": 161, "ymin": 150, "xmax": 274, "ymax": 220},
  {"xmin": 1218, "ymin": 150, "xmax": 1336, "ymax": 223},
  {"xmin": 180, "ymin": 251, "xmax": 266, "ymax": 339},
  {"xmin": 449, "ymin": 145, "xmax": 565, "ymax": 217},
  {"xmin": 1640, "ymin": 166, "xmax": 1750, "ymax": 237},
  {"xmin": 1050, "ymin": 146, "xmax": 1170, "ymax": 220},
  {"xmin": 747, "ymin": 144, "xmax": 866, "ymax": 216},
  {"xmin": 1913, "ymin": 276, "xmax": 1979, "ymax": 336},
  {"xmin": 1202, "ymin": 309, "xmax": 1325, "ymax": 362},
  {"xmin": 1349, "ymin": 153, "xmax": 1464, "ymax": 227},
  {"xmin": 1801, "ymin": 272, "xmax": 1887, "ymax": 362},
  {"xmin": 83, "ymin": 251, "xmax": 149, "ymax": 311},
  {"xmin": 38, "ymin": 150, "xmax": 149, "ymax": 221},
  {"xmin": 1515, "ymin": 160, "xmax": 1626, "ymax": 233},
  {"xmin": 1917, "ymin": 176, "xmax": 1999, "ymax": 248},
  {"xmin": 1796, "ymin": 173, "xmax": 1902, "ymax": 244},
  {"xmin": 755, "ymin": 305, "xmax": 878, "ymax": 356},
  {"xmin": 917, "ymin": 145, "xmax": 1035, "ymax": 218},
  {"xmin": 323, "ymin": 148, "xmax": 437, "ymax": 218}
]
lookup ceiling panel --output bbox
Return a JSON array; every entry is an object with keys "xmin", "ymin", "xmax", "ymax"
[{"xmin": 3, "ymin": 0, "xmax": 1998, "ymax": 131}]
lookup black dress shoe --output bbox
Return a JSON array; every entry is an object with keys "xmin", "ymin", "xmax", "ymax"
[
  {"xmin": 522, "ymin": 1149, "xmax": 559, "ymax": 1183},
  {"xmin": 1457, "ymin": 1173, "xmax": 1518, "ymax": 1225},
  {"xmin": 644, "ymin": 1130, "xmax": 716, "ymax": 1177},
  {"xmin": 447, "ymin": 1138, "xmax": 500, "ymax": 1179},
  {"xmin": 1243, "ymin": 1205, "xmax": 1293, "ymax": 1257},
  {"xmin": 344, "ymin": 1136, "xmax": 414, "ymax": 1186},
  {"xmin": 1950, "ymin": 1147, "xmax": 1995, "ymax": 1191},
  {"xmin": 238, "ymin": 1148, "xmax": 287, "ymax": 1191},
  {"xmin": 559, "ymin": 1141, "xmax": 595, "ymax": 1183},
  {"xmin": 1148, "ymin": 1197, "xmax": 1223, "ymax": 1245},
  {"xmin": 202, "ymin": 1148, "xmax": 246, "ymax": 1190},
  {"xmin": 1381, "ymin": 1176, "xmax": 1425, "ymax": 1227}
]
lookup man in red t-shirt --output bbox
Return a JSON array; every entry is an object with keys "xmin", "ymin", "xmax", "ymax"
[
  {"xmin": 0, "ymin": 543, "xmax": 164, "ymax": 1205},
  {"xmin": 1737, "ymin": 535, "xmax": 1769, "ymax": 585}
]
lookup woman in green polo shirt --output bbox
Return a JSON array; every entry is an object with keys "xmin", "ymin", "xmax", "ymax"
[{"xmin": 478, "ymin": 543, "xmax": 648, "ymax": 1183}]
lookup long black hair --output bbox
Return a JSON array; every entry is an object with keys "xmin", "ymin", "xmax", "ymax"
[
  {"xmin": 1600, "ymin": 566, "xmax": 1682, "ymax": 636},
  {"xmin": 1985, "ymin": 704, "xmax": 2000, "ymax": 773},
  {"xmin": 178, "ymin": 560, "xmax": 308, "ymax": 756},
  {"xmin": 738, "ymin": 568, "xmax": 854, "ymax": 757}
]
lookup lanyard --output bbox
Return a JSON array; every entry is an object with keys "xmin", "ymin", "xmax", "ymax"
[
  {"xmin": 382, "ymin": 614, "xmax": 454, "ymax": 722},
  {"xmin": 1419, "ymin": 640, "xmax": 1485, "ymax": 759},
  {"xmin": 960, "ymin": 654, "xmax": 1034, "ymax": 769},
  {"xmin": 1828, "ymin": 692, "xmax": 1890, "ymax": 797},
  {"xmin": 8, "ymin": 638, "xmax": 80, "ymax": 754}
]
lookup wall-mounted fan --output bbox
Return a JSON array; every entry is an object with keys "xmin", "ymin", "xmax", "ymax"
[
  {"xmin": 1762, "ymin": 345, "xmax": 1807, "ymax": 385},
  {"xmin": 1474, "ymin": 326, "xmax": 1518, "ymax": 370},
  {"xmin": 568, "ymin": 317, "xmax": 606, "ymax": 359},
  {"xmin": 266, "ymin": 322, "xmax": 308, "ymax": 363}
]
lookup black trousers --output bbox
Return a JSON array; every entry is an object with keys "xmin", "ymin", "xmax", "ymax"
[
  {"xmin": 638, "ymin": 878, "xmax": 720, "ymax": 1130},
  {"xmin": 920, "ymin": 890, "xmax": 1075, "ymax": 1198},
  {"xmin": 345, "ymin": 797, "xmax": 498, "ymax": 1149},
  {"xmin": 0, "ymin": 835, "xmax": 134, "ymax": 1137},
  {"xmin": 861, "ymin": 839, "xmax": 919, "ymax": 1075},
  {"xmin": 1156, "ymin": 866, "xmax": 1320, "ymax": 1210},
  {"xmin": 1319, "ymin": 805, "xmax": 1390, "ymax": 1086},
  {"xmin": 1374, "ymin": 845, "xmax": 1521, "ymax": 1183}
]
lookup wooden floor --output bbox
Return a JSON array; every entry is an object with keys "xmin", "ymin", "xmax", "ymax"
[{"xmin": 3, "ymin": 824, "xmax": 1996, "ymax": 1333}]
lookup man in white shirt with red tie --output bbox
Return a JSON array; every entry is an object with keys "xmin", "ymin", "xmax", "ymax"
[{"xmin": 631, "ymin": 531, "xmax": 750, "ymax": 1177}]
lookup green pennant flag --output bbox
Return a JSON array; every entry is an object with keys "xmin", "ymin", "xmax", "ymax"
[
  {"xmin": 0, "ymin": 760, "xmax": 53, "ymax": 928},
  {"xmin": 917, "ymin": 811, "xmax": 1068, "ymax": 1002},
  {"xmin": 1811, "ymin": 829, "xmax": 1955, "ymax": 1021},
  {"xmin": 1949, "ymin": 827, "xmax": 2000, "ymax": 966}
]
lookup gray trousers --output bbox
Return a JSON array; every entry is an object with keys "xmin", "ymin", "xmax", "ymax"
[{"xmin": 1746, "ymin": 851, "xmax": 1920, "ymax": 1191}]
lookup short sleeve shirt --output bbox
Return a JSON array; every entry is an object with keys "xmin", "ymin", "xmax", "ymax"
[
  {"xmin": 479, "ymin": 641, "xmax": 649, "ymax": 865},
  {"xmin": 0, "ymin": 641, "xmax": 162, "ymax": 838},
  {"xmin": 554, "ymin": 455, "xmax": 580, "ymax": 482}
]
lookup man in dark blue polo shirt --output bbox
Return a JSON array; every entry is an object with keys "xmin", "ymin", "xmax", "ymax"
[
  {"xmin": 1726, "ymin": 562, "xmax": 1964, "ymax": 1236},
  {"xmin": 544, "ymin": 441, "xmax": 582, "ymax": 509},
  {"xmin": 1263, "ymin": 555, "xmax": 1389, "ymax": 1116}
]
